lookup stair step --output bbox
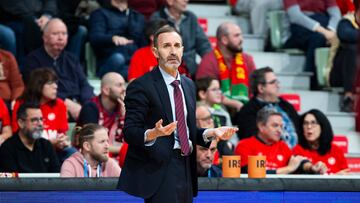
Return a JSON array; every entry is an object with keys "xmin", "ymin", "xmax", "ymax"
[
  {"xmin": 277, "ymin": 72, "xmax": 311, "ymax": 90},
  {"xmin": 249, "ymin": 51, "xmax": 305, "ymax": 73},
  {"xmin": 188, "ymin": 4, "xmax": 231, "ymax": 17},
  {"xmin": 280, "ymin": 90, "xmax": 341, "ymax": 113},
  {"xmin": 203, "ymin": 16, "xmax": 251, "ymax": 36},
  {"xmin": 327, "ymin": 112, "xmax": 356, "ymax": 132},
  {"xmin": 243, "ymin": 34, "xmax": 265, "ymax": 52}
]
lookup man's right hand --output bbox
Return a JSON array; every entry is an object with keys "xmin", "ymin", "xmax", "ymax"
[
  {"xmin": 146, "ymin": 119, "xmax": 177, "ymax": 142},
  {"xmin": 112, "ymin": 35, "xmax": 134, "ymax": 46}
]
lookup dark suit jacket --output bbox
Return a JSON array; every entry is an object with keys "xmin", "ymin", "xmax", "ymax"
[{"xmin": 118, "ymin": 67, "xmax": 209, "ymax": 198}]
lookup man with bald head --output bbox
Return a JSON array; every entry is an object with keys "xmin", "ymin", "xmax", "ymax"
[
  {"xmin": 196, "ymin": 22, "xmax": 256, "ymax": 111},
  {"xmin": 24, "ymin": 18, "xmax": 94, "ymax": 120},
  {"xmin": 77, "ymin": 72, "xmax": 126, "ymax": 157}
]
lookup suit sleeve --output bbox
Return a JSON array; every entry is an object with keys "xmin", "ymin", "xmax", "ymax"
[{"xmin": 123, "ymin": 80, "xmax": 150, "ymax": 148}]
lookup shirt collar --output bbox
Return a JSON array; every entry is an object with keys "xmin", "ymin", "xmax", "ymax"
[{"xmin": 159, "ymin": 67, "xmax": 181, "ymax": 86}]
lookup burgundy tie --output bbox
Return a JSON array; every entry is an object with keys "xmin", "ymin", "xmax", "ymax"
[{"xmin": 171, "ymin": 80, "xmax": 190, "ymax": 155}]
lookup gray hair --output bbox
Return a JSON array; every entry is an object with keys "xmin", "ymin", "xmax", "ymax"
[{"xmin": 256, "ymin": 107, "xmax": 282, "ymax": 125}]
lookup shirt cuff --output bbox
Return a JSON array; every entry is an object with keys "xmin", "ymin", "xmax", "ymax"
[
  {"xmin": 312, "ymin": 22, "xmax": 320, "ymax": 31},
  {"xmin": 202, "ymin": 129, "xmax": 215, "ymax": 143},
  {"xmin": 144, "ymin": 129, "xmax": 156, "ymax": 146}
]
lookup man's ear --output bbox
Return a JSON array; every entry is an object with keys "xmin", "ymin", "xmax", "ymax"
[
  {"xmin": 102, "ymin": 86, "xmax": 110, "ymax": 96},
  {"xmin": 220, "ymin": 35, "xmax": 228, "ymax": 45},
  {"xmin": 83, "ymin": 141, "xmax": 91, "ymax": 152},
  {"xmin": 151, "ymin": 46, "xmax": 159, "ymax": 59},
  {"xmin": 17, "ymin": 119, "xmax": 25, "ymax": 129},
  {"xmin": 257, "ymin": 84, "xmax": 264, "ymax": 94}
]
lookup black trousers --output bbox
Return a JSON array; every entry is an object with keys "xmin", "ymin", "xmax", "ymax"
[{"xmin": 145, "ymin": 149, "xmax": 193, "ymax": 203}]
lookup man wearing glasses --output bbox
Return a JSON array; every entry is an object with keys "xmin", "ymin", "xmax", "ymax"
[
  {"xmin": 0, "ymin": 102, "xmax": 60, "ymax": 173},
  {"xmin": 234, "ymin": 67, "xmax": 300, "ymax": 148}
]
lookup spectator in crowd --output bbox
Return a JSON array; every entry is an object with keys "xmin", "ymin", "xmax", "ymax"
[
  {"xmin": 129, "ymin": 0, "xmax": 166, "ymax": 20},
  {"xmin": 12, "ymin": 68, "xmax": 76, "ymax": 162},
  {"xmin": 196, "ymin": 104, "xmax": 214, "ymax": 129},
  {"xmin": 0, "ymin": 98, "xmax": 11, "ymax": 145},
  {"xmin": 0, "ymin": 24, "xmax": 16, "ymax": 56},
  {"xmin": 234, "ymin": 67, "xmax": 299, "ymax": 148},
  {"xmin": 0, "ymin": 49, "xmax": 24, "ymax": 109},
  {"xmin": 235, "ymin": 107, "xmax": 325, "ymax": 174},
  {"xmin": 233, "ymin": 0, "xmax": 283, "ymax": 37},
  {"xmin": 77, "ymin": 72, "xmax": 125, "ymax": 159},
  {"xmin": 196, "ymin": 77, "xmax": 236, "ymax": 156},
  {"xmin": 89, "ymin": 0, "xmax": 146, "ymax": 79},
  {"xmin": 0, "ymin": 102, "xmax": 60, "ymax": 173},
  {"xmin": 61, "ymin": 123, "xmax": 121, "ymax": 177},
  {"xmin": 195, "ymin": 105, "xmax": 222, "ymax": 177},
  {"xmin": 196, "ymin": 22, "xmax": 256, "ymax": 110},
  {"xmin": 294, "ymin": 109, "xmax": 349, "ymax": 174},
  {"xmin": 24, "ymin": 18, "xmax": 94, "ymax": 120},
  {"xmin": 151, "ymin": 0, "xmax": 212, "ymax": 77},
  {"xmin": 128, "ymin": 19, "xmax": 168, "ymax": 82},
  {"xmin": 330, "ymin": 0, "xmax": 360, "ymax": 112},
  {"xmin": 196, "ymin": 139, "xmax": 221, "ymax": 177},
  {"xmin": 283, "ymin": 0, "xmax": 341, "ymax": 90},
  {"xmin": 57, "ymin": 0, "xmax": 88, "ymax": 60},
  {"xmin": 0, "ymin": 0, "xmax": 57, "ymax": 67}
]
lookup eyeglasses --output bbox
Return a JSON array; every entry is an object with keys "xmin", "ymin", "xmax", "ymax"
[
  {"xmin": 196, "ymin": 115, "xmax": 213, "ymax": 122},
  {"xmin": 25, "ymin": 117, "xmax": 43, "ymax": 124},
  {"xmin": 263, "ymin": 79, "xmax": 279, "ymax": 85},
  {"xmin": 45, "ymin": 80, "xmax": 58, "ymax": 85},
  {"xmin": 303, "ymin": 120, "xmax": 319, "ymax": 127}
]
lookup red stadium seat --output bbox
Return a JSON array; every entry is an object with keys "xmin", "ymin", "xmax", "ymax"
[
  {"xmin": 280, "ymin": 93, "xmax": 301, "ymax": 112},
  {"xmin": 198, "ymin": 18, "xmax": 208, "ymax": 34},
  {"xmin": 346, "ymin": 156, "xmax": 360, "ymax": 174},
  {"xmin": 208, "ymin": 36, "xmax": 217, "ymax": 49},
  {"xmin": 332, "ymin": 135, "xmax": 349, "ymax": 154}
]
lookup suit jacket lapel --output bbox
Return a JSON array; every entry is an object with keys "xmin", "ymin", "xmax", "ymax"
[{"xmin": 152, "ymin": 67, "xmax": 173, "ymax": 123}]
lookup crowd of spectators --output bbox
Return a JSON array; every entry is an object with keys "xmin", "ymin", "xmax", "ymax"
[{"xmin": 0, "ymin": 0, "xmax": 357, "ymax": 177}]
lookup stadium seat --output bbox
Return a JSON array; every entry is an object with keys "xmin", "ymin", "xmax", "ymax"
[
  {"xmin": 208, "ymin": 36, "xmax": 217, "ymax": 49},
  {"xmin": 333, "ymin": 135, "xmax": 349, "ymax": 154},
  {"xmin": 280, "ymin": 93, "xmax": 301, "ymax": 112},
  {"xmin": 268, "ymin": 10, "xmax": 285, "ymax": 50},
  {"xmin": 346, "ymin": 156, "xmax": 360, "ymax": 174},
  {"xmin": 315, "ymin": 47, "xmax": 330, "ymax": 87},
  {"xmin": 85, "ymin": 42, "xmax": 97, "ymax": 79},
  {"xmin": 198, "ymin": 17, "xmax": 208, "ymax": 34}
]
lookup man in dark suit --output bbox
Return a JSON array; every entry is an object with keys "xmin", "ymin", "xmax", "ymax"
[{"xmin": 118, "ymin": 25, "xmax": 237, "ymax": 202}]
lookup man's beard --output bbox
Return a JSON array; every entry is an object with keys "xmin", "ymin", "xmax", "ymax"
[
  {"xmin": 227, "ymin": 43, "xmax": 243, "ymax": 53},
  {"xmin": 108, "ymin": 88, "xmax": 124, "ymax": 103},
  {"xmin": 25, "ymin": 126, "xmax": 44, "ymax": 140},
  {"xmin": 91, "ymin": 152, "xmax": 109, "ymax": 163}
]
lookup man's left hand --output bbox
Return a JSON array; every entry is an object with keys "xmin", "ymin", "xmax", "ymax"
[{"xmin": 206, "ymin": 126, "xmax": 238, "ymax": 141}]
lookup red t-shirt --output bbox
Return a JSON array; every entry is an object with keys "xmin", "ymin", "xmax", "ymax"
[
  {"xmin": 234, "ymin": 136, "xmax": 292, "ymax": 170},
  {"xmin": 12, "ymin": 99, "xmax": 68, "ymax": 140},
  {"xmin": 292, "ymin": 144, "xmax": 348, "ymax": 174},
  {"xmin": 128, "ymin": 46, "xmax": 158, "ymax": 81},
  {"xmin": 0, "ymin": 98, "xmax": 10, "ymax": 131}
]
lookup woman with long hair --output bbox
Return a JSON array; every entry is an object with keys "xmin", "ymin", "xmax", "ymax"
[
  {"xmin": 12, "ymin": 68, "xmax": 76, "ymax": 162},
  {"xmin": 294, "ymin": 109, "xmax": 349, "ymax": 174}
]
